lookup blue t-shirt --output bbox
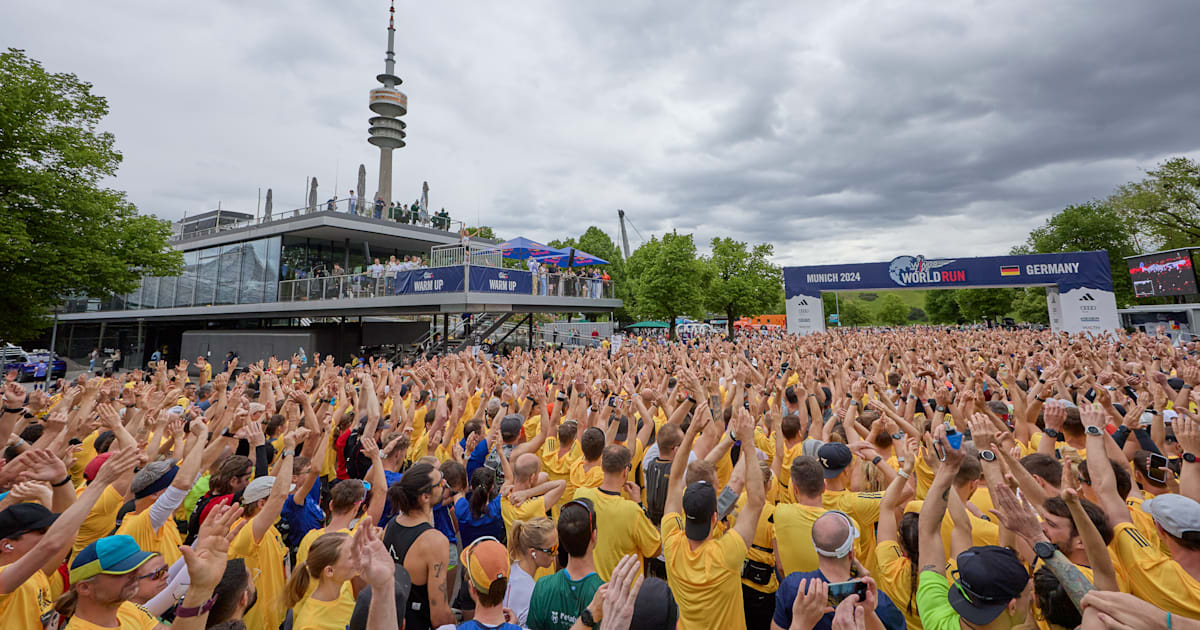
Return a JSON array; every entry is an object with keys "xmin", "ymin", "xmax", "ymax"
[
  {"xmin": 280, "ymin": 481, "xmax": 325, "ymax": 548},
  {"xmin": 463, "ymin": 438, "xmax": 491, "ymax": 478},
  {"xmin": 378, "ymin": 469, "xmax": 406, "ymax": 527},
  {"xmin": 454, "ymin": 495, "xmax": 504, "ymax": 547},
  {"xmin": 774, "ymin": 570, "xmax": 907, "ymax": 630},
  {"xmin": 433, "ymin": 501, "xmax": 457, "ymax": 544},
  {"xmin": 458, "ymin": 620, "xmax": 522, "ymax": 630}
]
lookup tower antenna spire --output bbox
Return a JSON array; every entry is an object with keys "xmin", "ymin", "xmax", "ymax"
[{"xmin": 368, "ymin": 0, "xmax": 407, "ymax": 205}]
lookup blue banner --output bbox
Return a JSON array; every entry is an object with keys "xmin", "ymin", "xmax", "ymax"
[
  {"xmin": 470, "ymin": 267, "xmax": 533, "ymax": 294},
  {"xmin": 398, "ymin": 266, "xmax": 465, "ymax": 295},
  {"xmin": 783, "ymin": 251, "xmax": 1113, "ymax": 298}
]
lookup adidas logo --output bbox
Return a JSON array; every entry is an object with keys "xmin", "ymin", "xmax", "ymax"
[
  {"xmin": 1080, "ymin": 294, "xmax": 1095, "ymax": 301},
  {"xmin": 798, "ymin": 299, "xmax": 809, "ymax": 305}
]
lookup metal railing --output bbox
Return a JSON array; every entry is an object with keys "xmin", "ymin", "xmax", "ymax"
[
  {"xmin": 534, "ymin": 272, "xmax": 615, "ymax": 299},
  {"xmin": 171, "ymin": 197, "xmax": 467, "ymax": 242},
  {"xmin": 429, "ymin": 243, "xmax": 503, "ymax": 269}
]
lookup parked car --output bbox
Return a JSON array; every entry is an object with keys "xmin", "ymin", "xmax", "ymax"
[{"xmin": 1, "ymin": 343, "xmax": 67, "ymax": 381}]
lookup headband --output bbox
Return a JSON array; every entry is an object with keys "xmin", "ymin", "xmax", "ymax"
[{"xmin": 815, "ymin": 510, "xmax": 860, "ymax": 558}]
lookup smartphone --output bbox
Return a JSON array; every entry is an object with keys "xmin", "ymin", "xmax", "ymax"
[
  {"xmin": 827, "ymin": 580, "xmax": 868, "ymax": 605},
  {"xmin": 1147, "ymin": 453, "xmax": 1169, "ymax": 484},
  {"xmin": 608, "ymin": 396, "xmax": 618, "ymax": 408}
]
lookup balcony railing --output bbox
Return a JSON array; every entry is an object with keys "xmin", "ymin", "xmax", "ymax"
[
  {"xmin": 171, "ymin": 197, "xmax": 467, "ymax": 242},
  {"xmin": 278, "ymin": 268, "xmax": 615, "ymax": 302}
]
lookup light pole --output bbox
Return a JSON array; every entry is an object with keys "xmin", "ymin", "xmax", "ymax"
[{"xmin": 45, "ymin": 308, "xmax": 59, "ymax": 390}]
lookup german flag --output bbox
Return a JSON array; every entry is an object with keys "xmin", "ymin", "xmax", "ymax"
[{"xmin": 1000, "ymin": 265, "xmax": 1020, "ymax": 276}]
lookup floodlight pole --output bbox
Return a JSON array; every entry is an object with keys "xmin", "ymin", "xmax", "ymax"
[
  {"xmin": 45, "ymin": 308, "xmax": 59, "ymax": 390},
  {"xmin": 835, "ymin": 292, "xmax": 841, "ymax": 327}
]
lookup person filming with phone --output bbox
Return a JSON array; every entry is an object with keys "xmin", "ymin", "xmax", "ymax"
[{"xmin": 771, "ymin": 510, "xmax": 905, "ymax": 630}]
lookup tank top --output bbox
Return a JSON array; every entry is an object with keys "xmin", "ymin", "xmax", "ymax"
[{"xmin": 383, "ymin": 518, "xmax": 435, "ymax": 630}]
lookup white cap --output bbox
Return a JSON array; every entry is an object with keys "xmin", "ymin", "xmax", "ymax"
[{"xmin": 1142, "ymin": 494, "xmax": 1200, "ymax": 537}]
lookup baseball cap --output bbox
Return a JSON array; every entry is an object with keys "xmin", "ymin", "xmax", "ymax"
[
  {"xmin": 947, "ymin": 546, "xmax": 1030, "ymax": 625},
  {"xmin": 242, "ymin": 476, "xmax": 288, "ymax": 504},
  {"xmin": 682, "ymin": 481, "xmax": 717, "ymax": 541},
  {"xmin": 84, "ymin": 452, "xmax": 113, "ymax": 482},
  {"xmin": 499, "ymin": 414, "xmax": 524, "ymax": 441},
  {"xmin": 630, "ymin": 577, "xmax": 678, "ymax": 628},
  {"xmin": 131, "ymin": 460, "xmax": 178, "ymax": 499},
  {"xmin": 1141, "ymin": 494, "xmax": 1200, "ymax": 537},
  {"xmin": 461, "ymin": 536, "xmax": 509, "ymax": 594},
  {"xmin": 817, "ymin": 443, "xmax": 853, "ymax": 479},
  {"xmin": 0, "ymin": 503, "xmax": 58, "ymax": 540},
  {"xmin": 69, "ymin": 535, "xmax": 157, "ymax": 583}
]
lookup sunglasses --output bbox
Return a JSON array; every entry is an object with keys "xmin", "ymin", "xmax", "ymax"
[
  {"xmin": 534, "ymin": 544, "xmax": 558, "ymax": 555},
  {"xmin": 564, "ymin": 498, "xmax": 597, "ymax": 531},
  {"xmin": 137, "ymin": 567, "xmax": 169, "ymax": 581}
]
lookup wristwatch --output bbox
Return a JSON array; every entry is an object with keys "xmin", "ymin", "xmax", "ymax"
[
  {"xmin": 175, "ymin": 594, "xmax": 218, "ymax": 618},
  {"xmin": 1085, "ymin": 425, "xmax": 1103, "ymax": 436},
  {"xmin": 579, "ymin": 609, "xmax": 597, "ymax": 628},
  {"xmin": 1184, "ymin": 452, "xmax": 1197, "ymax": 464},
  {"xmin": 1033, "ymin": 541, "xmax": 1057, "ymax": 560},
  {"xmin": 936, "ymin": 406, "xmax": 948, "ymax": 413},
  {"xmin": 891, "ymin": 432, "xmax": 904, "ymax": 441},
  {"xmin": 1043, "ymin": 428, "xmax": 1063, "ymax": 440},
  {"xmin": 979, "ymin": 449, "xmax": 996, "ymax": 462}
]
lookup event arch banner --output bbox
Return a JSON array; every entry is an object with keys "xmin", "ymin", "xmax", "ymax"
[{"xmin": 783, "ymin": 251, "xmax": 1119, "ymax": 335}]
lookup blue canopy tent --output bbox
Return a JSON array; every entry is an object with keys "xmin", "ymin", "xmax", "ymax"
[
  {"xmin": 495, "ymin": 237, "xmax": 567, "ymax": 260},
  {"xmin": 534, "ymin": 247, "xmax": 609, "ymax": 267}
]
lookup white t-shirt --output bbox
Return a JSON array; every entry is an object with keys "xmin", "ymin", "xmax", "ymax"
[
  {"xmin": 502, "ymin": 561, "xmax": 536, "ymax": 626},
  {"xmin": 386, "ymin": 262, "xmax": 401, "ymax": 276},
  {"xmin": 369, "ymin": 263, "xmax": 384, "ymax": 278}
]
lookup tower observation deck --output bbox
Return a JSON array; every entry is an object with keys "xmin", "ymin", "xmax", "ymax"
[{"xmin": 368, "ymin": 1, "xmax": 407, "ymax": 205}]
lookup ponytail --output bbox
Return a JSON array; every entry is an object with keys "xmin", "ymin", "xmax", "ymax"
[
  {"xmin": 469, "ymin": 467, "xmax": 496, "ymax": 519},
  {"xmin": 53, "ymin": 588, "xmax": 78, "ymax": 619},
  {"xmin": 507, "ymin": 516, "xmax": 555, "ymax": 561},
  {"xmin": 283, "ymin": 532, "xmax": 348, "ymax": 609},
  {"xmin": 390, "ymin": 462, "xmax": 435, "ymax": 514}
]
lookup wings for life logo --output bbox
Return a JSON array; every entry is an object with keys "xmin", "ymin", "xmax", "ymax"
[{"xmin": 888, "ymin": 255, "xmax": 967, "ymax": 287}]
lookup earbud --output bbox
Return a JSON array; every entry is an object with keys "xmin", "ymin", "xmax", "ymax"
[{"xmin": 3, "ymin": 544, "xmax": 13, "ymax": 552}]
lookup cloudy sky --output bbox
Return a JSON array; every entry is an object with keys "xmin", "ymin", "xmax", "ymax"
[{"xmin": 5, "ymin": 1, "xmax": 1200, "ymax": 266}]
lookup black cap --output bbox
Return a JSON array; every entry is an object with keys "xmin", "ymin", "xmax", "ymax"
[
  {"xmin": 630, "ymin": 577, "xmax": 678, "ymax": 628},
  {"xmin": 500, "ymin": 414, "xmax": 525, "ymax": 441},
  {"xmin": 682, "ymin": 481, "xmax": 717, "ymax": 541},
  {"xmin": 0, "ymin": 503, "xmax": 58, "ymax": 540},
  {"xmin": 817, "ymin": 443, "xmax": 852, "ymax": 479},
  {"xmin": 948, "ymin": 546, "xmax": 1030, "ymax": 625}
]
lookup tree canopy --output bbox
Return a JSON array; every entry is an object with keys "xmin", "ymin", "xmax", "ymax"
[
  {"xmin": 1110, "ymin": 156, "xmax": 1200, "ymax": 250},
  {"xmin": 626, "ymin": 232, "xmax": 706, "ymax": 338},
  {"xmin": 0, "ymin": 49, "xmax": 181, "ymax": 340},
  {"xmin": 702, "ymin": 238, "xmax": 782, "ymax": 335},
  {"xmin": 1014, "ymin": 201, "xmax": 1138, "ymax": 306},
  {"xmin": 875, "ymin": 293, "xmax": 909, "ymax": 326}
]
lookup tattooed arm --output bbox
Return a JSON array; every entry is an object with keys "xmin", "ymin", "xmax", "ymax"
[{"xmin": 425, "ymin": 532, "xmax": 454, "ymax": 627}]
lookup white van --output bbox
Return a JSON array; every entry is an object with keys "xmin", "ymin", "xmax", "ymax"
[{"xmin": 676, "ymin": 322, "xmax": 714, "ymax": 337}]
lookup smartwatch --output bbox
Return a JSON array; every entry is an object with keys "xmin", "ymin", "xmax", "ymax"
[
  {"xmin": 936, "ymin": 406, "xmax": 948, "ymax": 413},
  {"xmin": 1033, "ymin": 541, "xmax": 1057, "ymax": 560},
  {"xmin": 979, "ymin": 449, "xmax": 996, "ymax": 462},
  {"xmin": 579, "ymin": 609, "xmax": 597, "ymax": 628},
  {"xmin": 1043, "ymin": 428, "xmax": 1063, "ymax": 440},
  {"xmin": 1184, "ymin": 452, "xmax": 1197, "ymax": 464},
  {"xmin": 1085, "ymin": 425, "xmax": 1103, "ymax": 436},
  {"xmin": 891, "ymin": 432, "xmax": 904, "ymax": 441}
]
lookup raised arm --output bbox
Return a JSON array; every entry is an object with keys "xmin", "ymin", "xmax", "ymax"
[
  {"xmin": 253, "ymin": 428, "xmax": 303, "ymax": 543},
  {"xmin": 730, "ymin": 408, "xmax": 765, "ymax": 546},
  {"xmin": 665, "ymin": 400, "xmax": 709, "ymax": 518},
  {"xmin": 917, "ymin": 426, "xmax": 961, "ymax": 575}
]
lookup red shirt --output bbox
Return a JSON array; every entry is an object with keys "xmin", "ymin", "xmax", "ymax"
[{"xmin": 335, "ymin": 427, "xmax": 353, "ymax": 479}]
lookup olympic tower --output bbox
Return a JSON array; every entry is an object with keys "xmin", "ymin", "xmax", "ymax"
[{"xmin": 367, "ymin": 1, "xmax": 407, "ymax": 205}]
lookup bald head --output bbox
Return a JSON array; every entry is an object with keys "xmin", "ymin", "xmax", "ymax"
[
  {"xmin": 514, "ymin": 453, "xmax": 541, "ymax": 483},
  {"xmin": 813, "ymin": 511, "xmax": 852, "ymax": 555}
]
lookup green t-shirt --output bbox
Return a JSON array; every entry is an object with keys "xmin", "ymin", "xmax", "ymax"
[
  {"xmin": 525, "ymin": 569, "xmax": 604, "ymax": 630},
  {"xmin": 916, "ymin": 570, "xmax": 961, "ymax": 630}
]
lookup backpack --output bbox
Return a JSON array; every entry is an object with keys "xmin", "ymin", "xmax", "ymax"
[{"xmin": 643, "ymin": 458, "xmax": 672, "ymax": 526}]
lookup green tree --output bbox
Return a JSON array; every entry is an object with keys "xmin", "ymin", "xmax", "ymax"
[
  {"xmin": 626, "ymin": 232, "xmax": 706, "ymax": 338},
  {"xmin": 1014, "ymin": 201, "xmax": 1138, "ymax": 306},
  {"xmin": 924, "ymin": 290, "xmax": 961, "ymax": 324},
  {"xmin": 954, "ymin": 288, "xmax": 1014, "ymax": 322},
  {"xmin": 907, "ymin": 307, "xmax": 927, "ymax": 322},
  {"xmin": 550, "ymin": 226, "xmax": 633, "ymax": 322},
  {"xmin": 467, "ymin": 225, "xmax": 499, "ymax": 241},
  {"xmin": 1109, "ymin": 157, "xmax": 1200, "ymax": 250},
  {"xmin": 876, "ymin": 293, "xmax": 909, "ymax": 326},
  {"xmin": 0, "ymin": 49, "xmax": 182, "ymax": 340},
  {"xmin": 839, "ymin": 299, "xmax": 872, "ymax": 327},
  {"xmin": 1012, "ymin": 288, "xmax": 1050, "ymax": 324},
  {"xmin": 702, "ymin": 238, "xmax": 782, "ymax": 336}
]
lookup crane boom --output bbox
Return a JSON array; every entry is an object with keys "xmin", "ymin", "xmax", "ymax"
[{"xmin": 617, "ymin": 209, "xmax": 632, "ymax": 259}]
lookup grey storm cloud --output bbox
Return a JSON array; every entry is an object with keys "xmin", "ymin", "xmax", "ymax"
[{"xmin": 4, "ymin": 0, "xmax": 1200, "ymax": 266}]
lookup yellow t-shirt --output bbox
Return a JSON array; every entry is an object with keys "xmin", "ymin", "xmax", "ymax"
[
  {"xmin": 903, "ymin": 500, "xmax": 1000, "ymax": 559},
  {"xmin": 568, "ymin": 460, "xmax": 603, "ymax": 494},
  {"xmin": 737, "ymin": 501, "xmax": 777, "ymax": 594},
  {"xmin": 74, "ymin": 485, "xmax": 126, "ymax": 556},
  {"xmin": 773, "ymin": 502, "xmax": 827, "ymax": 575},
  {"xmin": 0, "ymin": 564, "xmax": 54, "ymax": 630},
  {"xmin": 297, "ymin": 526, "xmax": 354, "ymax": 567},
  {"xmin": 540, "ymin": 439, "xmax": 581, "ymax": 507},
  {"xmin": 875, "ymin": 540, "xmax": 922, "ymax": 630},
  {"xmin": 230, "ymin": 520, "xmax": 289, "ymax": 630},
  {"xmin": 823, "ymin": 489, "xmax": 882, "ymax": 572},
  {"xmin": 501, "ymin": 496, "xmax": 549, "ymax": 536},
  {"xmin": 70, "ymin": 431, "xmax": 101, "ymax": 488},
  {"xmin": 1111, "ymin": 522, "xmax": 1200, "ymax": 617},
  {"xmin": 661, "ymin": 511, "xmax": 747, "ymax": 630},
  {"xmin": 572, "ymin": 488, "xmax": 660, "ymax": 581},
  {"xmin": 1126, "ymin": 496, "xmax": 1166, "ymax": 555},
  {"xmin": 116, "ymin": 508, "xmax": 183, "ymax": 566},
  {"xmin": 293, "ymin": 581, "xmax": 357, "ymax": 630},
  {"xmin": 64, "ymin": 601, "xmax": 158, "ymax": 630}
]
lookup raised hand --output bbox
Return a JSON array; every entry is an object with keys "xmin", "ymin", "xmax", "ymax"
[{"xmin": 183, "ymin": 502, "xmax": 245, "ymax": 590}]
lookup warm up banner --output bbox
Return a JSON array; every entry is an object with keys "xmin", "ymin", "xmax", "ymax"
[
  {"xmin": 783, "ymin": 251, "xmax": 1119, "ymax": 335},
  {"xmin": 469, "ymin": 267, "xmax": 534, "ymax": 294},
  {"xmin": 395, "ymin": 266, "xmax": 466, "ymax": 295}
]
